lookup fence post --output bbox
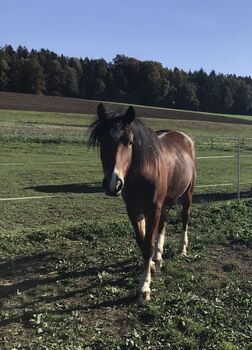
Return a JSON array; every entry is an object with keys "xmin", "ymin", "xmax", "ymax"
[{"xmin": 237, "ymin": 136, "xmax": 241, "ymax": 200}]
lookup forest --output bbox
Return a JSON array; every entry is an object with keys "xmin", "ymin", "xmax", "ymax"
[{"xmin": 0, "ymin": 44, "xmax": 252, "ymax": 115}]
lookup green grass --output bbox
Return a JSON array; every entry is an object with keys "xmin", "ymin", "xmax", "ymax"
[
  {"xmin": 143, "ymin": 117, "xmax": 252, "ymax": 138},
  {"xmin": 0, "ymin": 109, "xmax": 251, "ymax": 349},
  {"xmin": 0, "ymin": 201, "xmax": 251, "ymax": 349},
  {"xmin": 1, "ymin": 109, "xmax": 252, "ymax": 139},
  {"xmin": 0, "ymin": 109, "xmax": 91, "ymax": 126}
]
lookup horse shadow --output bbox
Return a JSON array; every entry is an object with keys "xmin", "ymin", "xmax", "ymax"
[
  {"xmin": 27, "ymin": 182, "xmax": 252, "ymax": 199},
  {"xmin": 25, "ymin": 182, "xmax": 103, "ymax": 194},
  {"xmin": 193, "ymin": 188, "xmax": 252, "ymax": 203},
  {"xmin": 0, "ymin": 252, "xmax": 139, "ymax": 328}
]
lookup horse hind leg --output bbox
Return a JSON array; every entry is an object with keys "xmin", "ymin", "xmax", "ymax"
[
  {"xmin": 179, "ymin": 189, "xmax": 193, "ymax": 256},
  {"xmin": 153, "ymin": 212, "xmax": 167, "ymax": 268}
]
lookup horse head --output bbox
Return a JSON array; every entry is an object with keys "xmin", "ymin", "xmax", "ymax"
[{"xmin": 89, "ymin": 103, "xmax": 135, "ymax": 196}]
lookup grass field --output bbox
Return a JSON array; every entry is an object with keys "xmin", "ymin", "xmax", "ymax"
[{"xmin": 0, "ymin": 104, "xmax": 251, "ymax": 349}]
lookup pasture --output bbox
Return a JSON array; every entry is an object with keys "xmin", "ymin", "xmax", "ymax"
[{"xmin": 0, "ymin": 107, "xmax": 251, "ymax": 349}]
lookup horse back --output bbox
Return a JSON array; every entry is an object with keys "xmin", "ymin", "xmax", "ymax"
[{"xmin": 157, "ymin": 130, "xmax": 195, "ymax": 161}]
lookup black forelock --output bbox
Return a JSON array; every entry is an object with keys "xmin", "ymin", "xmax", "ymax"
[
  {"xmin": 88, "ymin": 110, "xmax": 162, "ymax": 167},
  {"xmin": 88, "ymin": 110, "xmax": 124, "ymax": 147}
]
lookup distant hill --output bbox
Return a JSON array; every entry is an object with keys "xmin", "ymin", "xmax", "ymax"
[{"xmin": 0, "ymin": 91, "xmax": 252, "ymax": 125}]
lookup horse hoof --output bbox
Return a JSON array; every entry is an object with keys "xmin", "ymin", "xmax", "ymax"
[
  {"xmin": 179, "ymin": 250, "xmax": 187, "ymax": 257},
  {"xmin": 139, "ymin": 291, "xmax": 151, "ymax": 303},
  {"xmin": 155, "ymin": 259, "xmax": 163, "ymax": 269}
]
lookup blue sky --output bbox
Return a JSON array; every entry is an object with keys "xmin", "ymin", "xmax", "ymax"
[{"xmin": 1, "ymin": 0, "xmax": 251, "ymax": 76}]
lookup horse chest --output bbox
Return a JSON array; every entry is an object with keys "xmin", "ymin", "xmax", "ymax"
[{"xmin": 123, "ymin": 179, "xmax": 154, "ymax": 201}]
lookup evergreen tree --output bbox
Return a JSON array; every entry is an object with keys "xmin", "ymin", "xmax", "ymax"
[
  {"xmin": 0, "ymin": 49, "xmax": 9, "ymax": 90},
  {"xmin": 62, "ymin": 65, "xmax": 79, "ymax": 97},
  {"xmin": 233, "ymin": 80, "xmax": 252, "ymax": 114}
]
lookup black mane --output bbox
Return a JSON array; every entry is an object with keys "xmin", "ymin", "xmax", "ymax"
[{"xmin": 130, "ymin": 119, "xmax": 162, "ymax": 167}]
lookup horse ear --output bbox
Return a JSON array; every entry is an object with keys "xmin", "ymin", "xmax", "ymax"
[
  {"xmin": 125, "ymin": 106, "xmax": 135, "ymax": 125},
  {"xmin": 97, "ymin": 103, "xmax": 106, "ymax": 119}
]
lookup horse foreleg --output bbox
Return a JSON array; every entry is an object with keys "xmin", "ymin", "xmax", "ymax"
[
  {"xmin": 127, "ymin": 209, "xmax": 146, "ymax": 254},
  {"xmin": 139, "ymin": 206, "xmax": 161, "ymax": 302}
]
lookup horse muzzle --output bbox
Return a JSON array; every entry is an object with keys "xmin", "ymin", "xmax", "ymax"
[{"xmin": 103, "ymin": 177, "xmax": 124, "ymax": 196}]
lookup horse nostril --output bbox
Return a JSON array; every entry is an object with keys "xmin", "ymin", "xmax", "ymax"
[{"xmin": 116, "ymin": 179, "xmax": 124, "ymax": 192}]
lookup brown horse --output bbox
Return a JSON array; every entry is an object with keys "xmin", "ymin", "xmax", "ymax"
[{"xmin": 89, "ymin": 103, "xmax": 196, "ymax": 302}]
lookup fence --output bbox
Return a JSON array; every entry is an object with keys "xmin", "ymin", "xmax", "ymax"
[{"xmin": 194, "ymin": 136, "xmax": 252, "ymax": 201}]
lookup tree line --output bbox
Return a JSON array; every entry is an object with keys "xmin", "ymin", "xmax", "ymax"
[{"xmin": 1, "ymin": 45, "xmax": 252, "ymax": 115}]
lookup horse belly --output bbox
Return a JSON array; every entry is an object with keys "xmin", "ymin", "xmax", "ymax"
[{"xmin": 166, "ymin": 156, "xmax": 194, "ymax": 200}]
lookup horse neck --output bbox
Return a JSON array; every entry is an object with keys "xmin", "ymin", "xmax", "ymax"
[{"xmin": 127, "ymin": 145, "xmax": 161, "ymax": 183}]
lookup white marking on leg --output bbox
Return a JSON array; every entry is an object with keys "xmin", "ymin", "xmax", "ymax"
[
  {"xmin": 179, "ymin": 224, "xmax": 188, "ymax": 256},
  {"xmin": 154, "ymin": 223, "xmax": 166, "ymax": 267},
  {"xmin": 138, "ymin": 218, "xmax": 146, "ymax": 238},
  {"xmin": 139, "ymin": 263, "xmax": 152, "ymax": 300},
  {"xmin": 155, "ymin": 233, "xmax": 165, "ymax": 262}
]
